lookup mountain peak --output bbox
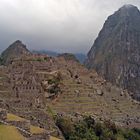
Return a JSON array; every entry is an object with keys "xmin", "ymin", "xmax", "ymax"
[
  {"xmin": 120, "ymin": 4, "xmax": 136, "ymax": 9},
  {"xmin": 85, "ymin": 5, "xmax": 140, "ymax": 101},
  {"xmin": 118, "ymin": 4, "xmax": 139, "ymax": 15},
  {"xmin": 11, "ymin": 40, "xmax": 26, "ymax": 48},
  {"xmin": 0, "ymin": 41, "xmax": 31, "ymax": 65},
  {"xmin": 13, "ymin": 40, "xmax": 22, "ymax": 44}
]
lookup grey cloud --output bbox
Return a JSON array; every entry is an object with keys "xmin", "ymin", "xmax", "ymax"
[{"xmin": 0, "ymin": 0, "xmax": 140, "ymax": 53}]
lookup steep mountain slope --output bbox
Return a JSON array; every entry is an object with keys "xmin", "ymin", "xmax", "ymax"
[
  {"xmin": 0, "ymin": 40, "xmax": 31, "ymax": 65},
  {"xmin": 74, "ymin": 53, "xmax": 86, "ymax": 64},
  {"xmin": 85, "ymin": 5, "xmax": 140, "ymax": 101}
]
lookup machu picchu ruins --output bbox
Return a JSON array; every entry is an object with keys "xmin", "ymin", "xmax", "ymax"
[
  {"xmin": 0, "ymin": 3, "xmax": 140, "ymax": 140},
  {"xmin": 0, "ymin": 40, "xmax": 140, "ymax": 139}
]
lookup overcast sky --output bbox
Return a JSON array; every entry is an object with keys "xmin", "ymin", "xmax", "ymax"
[{"xmin": 0, "ymin": 0, "xmax": 140, "ymax": 54}]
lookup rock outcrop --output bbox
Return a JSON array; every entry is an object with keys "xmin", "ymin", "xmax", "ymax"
[
  {"xmin": 85, "ymin": 5, "xmax": 140, "ymax": 101},
  {"xmin": 0, "ymin": 40, "xmax": 31, "ymax": 65}
]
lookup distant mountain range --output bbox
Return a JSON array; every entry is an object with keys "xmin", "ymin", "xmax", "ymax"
[
  {"xmin": 32, "ymin": 50, "xmax": 58, "ymax": 57},
  {"xmin": 32, "ymin": 50, "xmax": 86, "ymax": 64},
  {"xmin": 0, "ymin": 42, "xmax": 86, "ymax": 65}
]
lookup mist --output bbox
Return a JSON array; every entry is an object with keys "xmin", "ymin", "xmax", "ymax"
[{"xmin": 0, "ymin": 0, "xmax": 140, "ymax": 54}]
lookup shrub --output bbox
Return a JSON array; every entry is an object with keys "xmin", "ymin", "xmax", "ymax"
[
  {"xmin": 94, "ymin": 122, "xmax": 103, "ymax": 137},
  {"xmin": 47, "ymin": 84, "xmax": 61, "ymax": 94},
  {"xmin": 101, "ymin": 129, "xmax": 117, "ymax": 140},
  {"xmin": 84, "ymin": 116, "xmax": 95, "ymax": 128},
  {"xmin": 133, "ymin": 128, "xmax": 140, "ymax": 135},
  {"xmin": 56, "ymin": 117, "xmax": 74, "ymax": 139},
  {"xmin": 44, "ymin": 57, "xmax": 48, "ymax": 61},
  {"xmin": 37, "ymin": 58, "xmax": 42, "ymax": 61},
  {"xmin": 0, "ymin": 57, "xmax": 4, "ymax": 65},
  {"xmin": 47, "ymin": 73, "xmax": 62, "ymax": 95},
  {"xmin": 123, "ymin": 129, "xmax": 140, "ymax": 140},
  {"xmin": 56, "ymin": 116, "xmax": 140, "ymax": 140},
  {"xmin": 104, "ymin": 120, "xmax": 117, "ymax": 134}
]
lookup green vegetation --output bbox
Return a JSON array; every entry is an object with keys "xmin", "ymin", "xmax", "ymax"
[
  {"xmin": 47, "ymin": 84, "xmax": 61, "ymax": 95},
  {"xmin": 0, "ymin": 57, "xmax": 4, "ymax": 65},
  {"xmin": 44, "ymin": 57, "xmax": 48, "ymax": 61},
  {"xmin": 47, "ymin": 105, "xmax": 57, "ymax": 118},
  {"xmin": 30, "ymin": 125, "xmax": 45, "ymax": 134},
  {"xmin": 56, "ymin": 116, "xmax": 140, "ymax": 140},
  {"xmin": 0, "ymin": 57, "xmax": 2, "ymax": 64},
  {"xmin": 36, "ymin": 57, "xmax": 49, "ymax": 62},
  {"xmin": 36, "ymin": 58, "xmax": 42, "ymax": 62},
  {"xmin": 7, "ymin": 113, "xmax": 25, "ymax": 121},
  {"xmin": 48, "ymin": 72, "xmax": 62, "ymax": 85},
  {"xmin": 25, "ymin": 57, "xmax": 49, "ymax": 62},
  {"xmin": 47, "ymin": 72, "xmax": 62, "ymax": 95},
  {"xmin": 0, "ymin": 124, "xmax": 25, "ymax": 140},
  {"xmin": 119, "ymin": 129, "xmax": 140, "ymax": 140},
  {"xmin": 50, "ymin": 136, "xmax": 61, "ymax": 140}
]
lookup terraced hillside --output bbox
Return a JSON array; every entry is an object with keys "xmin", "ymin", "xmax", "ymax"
[
  {"xmin": 48, "ymin": 58, "xmax": 140, "ymax": 128},
  {"xmin": 0, "ymin": 109, "xmax": 61, "ymax": 140},
  {"xmin": 0, "ymin": 53, "xmax": 139, "ymax": 140}
]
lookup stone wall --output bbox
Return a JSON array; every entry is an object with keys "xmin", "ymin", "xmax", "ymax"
[
  {"xmin": 29, "ymin": 133, "xmax": 49, "ymax": 140},
  {"xmin": 8, "ymin": 120, "xmax": 30, "ymax": 132},
  {"xmin": 0, "ymin": 109, "xmax": 7, "ymax": 120}
]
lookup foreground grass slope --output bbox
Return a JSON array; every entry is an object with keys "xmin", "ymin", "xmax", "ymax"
[
  {"xmin": 0, "ymin": 124, "xmax": 25, "ymax": 140},
  {"xmin": 0, "ymin": 112, "xmax": 61, "ymax": 140},
  {"xmin": 7, "ymin": 113, "xmax": 26, "ymax": 121},
  {"xmin": 30, "ymin": 125, "xmax": 45, "ymax": 134},
  {"xmin": 50, "ymin": 136, "xmax": 62, "ymax": 140}
]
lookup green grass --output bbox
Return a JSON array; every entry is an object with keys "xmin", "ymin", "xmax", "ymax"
[
  {"xmin": 50, "ymin": 136, "xmax": 61, "ymax": 140},
  {"xmin": 30, "ymin": 125, "xmax": 45, "ymax": 134},
  {"xmin": 47, "ymin": 106, "xmax": 57, "ymax": 118},
  {"xmin": 7, "ymin": 113, "xmax": 25, "ymax": 121},
  {"xmin": 117, "ymin": 134, "xmax": 125, "ymax": 140},
  {"xmin": 0, "ymin": 124, "xmax": 25, "ymax": 140}
]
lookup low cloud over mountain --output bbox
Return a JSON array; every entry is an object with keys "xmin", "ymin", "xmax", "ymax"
[{"xmin": 0, "ymin": 0, "xmax": 140, "ymax": 53}]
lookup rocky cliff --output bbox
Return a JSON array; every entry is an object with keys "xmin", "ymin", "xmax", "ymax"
[
  {"xmin": 0, "ymin": 40, "xmax": 31, "ymax": 65},
  {"xmin": 85, "ymin": 5, "xmax": 140, "ymax": 101}
]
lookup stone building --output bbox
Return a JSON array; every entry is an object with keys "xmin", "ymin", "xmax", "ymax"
[{"xmin": 7, "ymin": 60, "xmax": 45, "ymax": 107}]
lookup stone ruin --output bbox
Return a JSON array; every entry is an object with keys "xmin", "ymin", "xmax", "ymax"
[
  {"xmin": 8, "ymin": 120, "xmax": 31, "ymax": 132},
  {"xmin": 6, "ymin": 60, "xmax": 46, "ymax": 108},
  {"xmin": 0, "ymin": 108, "xmax": 50, "ymax": 140},
  {"xmin": 29, "ymin": 133, "xmax": 49, "ymax": 140},
  {"xmin": 0, "ymin": 108, "xmax": 31, "ymax": 132},
  {"xmin": 0, "ymin": 108, "xmax": 7, "ymax": 120},
  {"xmin": 4, "ymin": 55, "xmax": 64, "ymax": 108}
]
